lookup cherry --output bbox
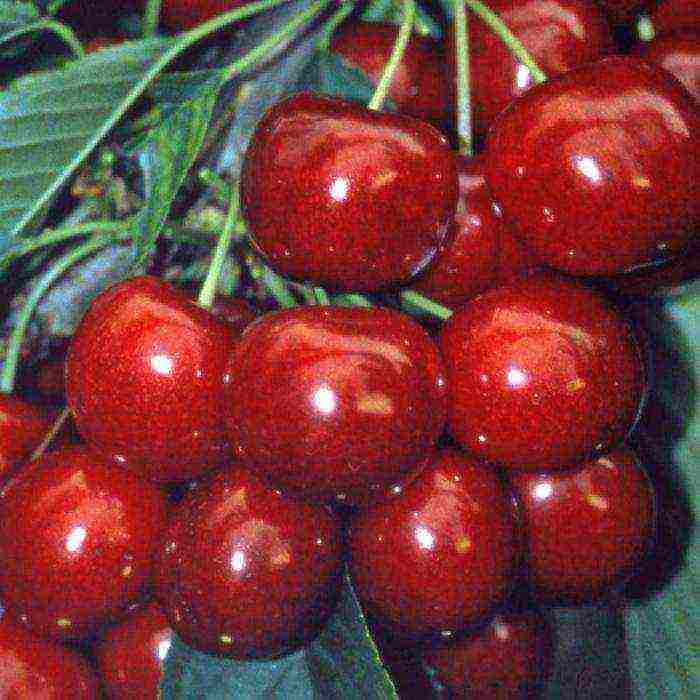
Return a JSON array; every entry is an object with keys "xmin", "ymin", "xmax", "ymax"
[
  {"xmin": 348, "ymin": 449, "xmax": 519, "ymax": 640},
  {"xmin": 439, "ymin": 272, "xmax": 646, "ymax": 470},
  {"xmin": 160, "ymin": 0, "xmax": 248, "ymax": 31},
  {"xmin": 635, "ymin": 30, "xmax": 700, "ymax": 101},
  {"xmin": 154, "ymin": 467, "xmax": 343, "ymax": 658},
  {"xmin": 494, "ymin": 226, "xmax": 540, "ymax": 287},
  {"xmin": 0, "ymin": 613, "xmax": 100, "ymax": 698},
  {"xmin": 329, "ymin": 21, "xmax": 451, "ymax": 124},
  {"xmin": 66, "ymin": 275, "xmax": 237, "ymax": 483},
  {"xmin": 423, "ymin": 609, "xmax": 553, "ymax": 698},
  {"xmin": 85, "ymin": 37, "xmax": 123, "ymax": 53},
  {"xmin": 241, "ymin": 92, "xmax": 459, "ymax": 292},
  {"xmin": 180, "ymin": 284, "xmax": 258, "ymax": 334},
  {"xmin": 0, "ymin": 446, "xmax": 169, "ymax": 641},
  {"xmin": 447, "ymin": 0, "xmax": 613, "ymax": 139},
  {"xmin": 95, "ymin": 601, "xmax": 173, "ymax": 699},
  {"xmin": 0, "ymin": 394, "xmax": 50, "ymax": 483},
  {"xmin": 485, "ymin": 57, "xmax": 700, "ymax": 276},
  {"xmin": 510, "ymin": 446, "xmax": 656, "ymax": 603},
  {"xmin": 651, "ymin": 0, "xmax": 700, "ymax": 35},
  {"xmin": 224, "ymin": 305, "xmax": 447, "ymax": 504}
]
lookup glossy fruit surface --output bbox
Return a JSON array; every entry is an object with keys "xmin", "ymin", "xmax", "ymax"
[
  {"xmin": 67, "ymin": 275, "xmax": 236, "ymax": 483},
  {"xmin": 329, "ymin": 21, "xmax": 450, "ymax": 124},
  {"xmin": 241, "ymin": 92, "xmax": 459, "ymax": 291},
  {"xmin": 448, "ymin": 0, "xmax": 613, "ymax": 138},
  {"xmin": 0, "ymin": 394, "xmax": 49, "ymax": 483},
  {"xmin": 424, "ymin": 609, "xmax": 553, "ymax": 698},
  {"xmin": 0, "ymin": 614, "xmax": 100, "ymax": 698},
  {"xmin": 0, "ymin": 446, "xmax": 169, "ymax": 640},
  {"xmin": 485, "ymin": 57, "xmax": 700, "ymax": 276},
  {"xmin": 439, "ymin": 273, "xmax": 645, "ymax": 470},
  {"xmin": 224, "ymin": 305, "xmax": 447, "ymax": 503},
  {"xmin": 651, "ymin": 0, "xmax": 700, "ymax": 34},
  {"xmin": 95, "ymin": 601, "xmax": 172, "ymax": 699},
  {"xmin": 160, "ymin": 0, "xmax": 248, "ymax": 31},
  {"xmin": 154, "ymin": 467, "xmax": 342, "ymax": 658},
  {"xmin": 510, "ymin": 447, "xmax": 656, "ymax": 602},
  {"xmin": 349, "ymin": 450, "xmax": 518, "ymax": 639}
]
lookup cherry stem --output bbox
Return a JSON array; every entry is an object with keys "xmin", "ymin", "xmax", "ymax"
[
  {"xmin": 367, "ymin": 0, "xmax": 417, "ymax": 110},
  {"xmin": 31, "ymin": 407, "xmax": 71, "ymax": 462},
  {"xmin": 5, "ymin": 19, "xmax": 85, "ymax": 59},
  {"xmin": 335, "ymin": 293, "xmax": 375, "ymax": 307},
  {"xmin": 464, "ymin": 0, "xmax": 547, "ymax": 84},
  {"xmin": 318, "ymin": 1, "xmax": 357, "ymax": 50},
  {"xmin": 636, "ymin": 15, "xmax": 655, "ymax": 42},
  {"xmin": 453, "ymin": 0, "xmax": 472, "ymax": 157},
  {"xmin": 400, "ymin": 290, "xmax": 453, "ymax": 320},
  {"xmin": 143, "ymin": 0, "xmax": 162, "ymax": 38},
  {"xmin": 259, "ymin": 266, "xmax": 298, "ymax": 308},
  {"xmin": 314, "ymin": 287, "xmax": 331, "ymax": 305}
]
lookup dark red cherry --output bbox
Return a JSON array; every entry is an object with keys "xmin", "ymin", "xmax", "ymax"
[
  {"xmin": 510, "ymin": 446, "xmax": 656, "ymax": 602},
  {"xmin": 66, "ymin": 276, "xmax": 236, "ymax": 483},
  {"xmin": 241, "ymin": 92, "xmax": 459, "ymax": 292},
  {"xmin": 95, "ymin": 601, "xmax": 172, "ymax": 699},
  {"xmin": 160, "ymin": 0, "xmax": 249, "ymax": 31},
  {"xmin": 485, "ymin": 57, "xmax": 700, "ymax": 276},
  {"xmin": 0, "ymin": 394, "xmax": 50, "ymax": 483},
  {"xmin": 423, "ymin": 609, "xmax": 553, "ymax": 698},
  {"xmin": 154, "ymin": 467, "xmax": 342, "ymax": 658},
  {"xmin": 447, "ymin": 0, "xmax": 613, "ymax": 139},
  {"xmin": 439, "ymin": 272, "xmax": 646, "ymax": 470},
  {"xmin": 635, "ymin": 30, "xmax": 700, "ymax": 101},
  {"xmin": 224, "ymin": 305, "xmax": 447, "ymax": 504},
  {"xmin": 329, "ymin": 21, "xmax": 451, "ymax": 124},
  {"xmin": 493, "ymin": 227, "xmax": 540, "ymax": 287},
  {"xmin": 651, "ymin": 0, "xmax": 700, "ymax": 34},
  {"xmin": 349, "ymin": 450, "xmax": 519, "ymax": 639},
  {"xmin": 0, "ymin": 446, "xmax": 169, "ymax": 641},
  {"xmin": 0, "ymin": 614, "xmax": 100, "ymax": 698},
  {"xmin": 209, "ymin": 295, "xmax": 257, "ymax": 334}
]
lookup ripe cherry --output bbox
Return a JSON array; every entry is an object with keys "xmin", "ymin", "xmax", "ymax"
[
  {"xmin": 651, "ymin": 0, "xmax": 700, "ymax": 34},
  {"xmin": 599, "ymin": 0, "xmax": 654, "ymax": 25},
  {"xmin": 224, "ymin": 305, "xmax": 447, "ymax": 504},
  {"xmin": 349, "ymin": 450, "xmax": 519, "ymax": 640},
  {"xmin": 154, "ymin": 467, "xmax": 343, "ymax": 658},
  {"xmin": 95, "ymin": 601, "xmax": 173, "ymax": 699},
  {"xmin": 241, "ymin": 92, "xmax": 459, "ymax": 292},
  {"xmin": 485, "ymin": 57, "xmax": 700, "ymax": 276},
  {"xmin": 0, "ymin": 446, "xmax": 169, "ymax": 641},
  {"xmin": 510, "ymin": 446, "xmax": 656, "ymax": 603},
  {"xmin": 329, "ymin": 21, "xmax": 451, "ymax": 124},
  {"xmin": 0, "ymin": 394, "xmax": 50, "ymax": 483},
  {"xmin": 66, "ymin": 276, "xmax": 236, "ymax": 483},
  {"xmin": 439, "ymin": 272, "xmax": 646, "ymax": 470},
  {"xmin": 0, "ymin": 613, "xmax": 100, "ymax": 698}
]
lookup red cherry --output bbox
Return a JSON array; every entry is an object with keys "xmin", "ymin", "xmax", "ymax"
[
  {"xmin": 349, "ymin": 450, "xmax": 519, "ymax": 639},
  {"xmin": 0, "ymin": 394, "xmax": 50, "ymax": 483},
  {"xmin": 439, "ymin": 272, "xmax": 646, "ymax": 470},
  {"xmin": 493, "ymin": 227, "xmax": 540, "ymax": 287},
  {"xmin": 485, "ymin": 57, "xmax": 700, "ymax": 276},
  {"xmin": 510, "ymin": 446, "xmax": 656, "ymax": 602},
  {"xmin": 0, "ymin": 446, "xmax": 169, "ymax": 640},
  {"xmin": 209, "ymin": 295, "xmax": 257, "ymax": 334},
  {"xmin": 651, "ymin": 0, "xmax": 700, "ymax": 35},
  {"xmin": 447, "ymin": 0, "xmax": 613, "ymax": 139},
  {"xmin": 95, "ymin": 602, "xmax": 172, "ymax": 699},
  {"xmin": 329, "ymin": 21, "xmax": 451, "ymax": 124},
  {"xmin": 0, "ymin": 614, "xmax": 100, "ymax": 698},
  {"xmin": 241, "ymin": 92, "xmax": 459, "ymax": 292},
  {"xmin": 423, "ymin": 609, "xmax": 553, "ymax": 698},
  {"xmin": 66, "ymin": 276, "xmax": 236, "ymax": 483},
  {"xmin": 224, "ymin": 305, "xmax": 447, "ymax": 504},
  {"xmin": 160, "ymin": 0, "xmax": 249, "ymax": 31},
  {"xmin": 635, "ymin": 30, "xmax": 700, "ymax": 102},
  {"xmin": 154, "ymin": 467, "xmax": 343, "ymax": 658}
]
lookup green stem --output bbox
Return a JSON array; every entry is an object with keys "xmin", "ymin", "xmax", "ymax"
[
  {"xmin": 464, "ymin": 0, "xmax": 547, "ymax": 84},
  {"xmin": 314, "ymin": 287, "xmax": 331, "ymax": 305},
  {"xmin": 637, "ymin": 15, "xmax": 655, "ymax": 42},
  {"xmin": 318, "ymin": 1, "xmax": 356, "ymax": 50},
  {"xmin": 335, "ymin": 293, "xmax": 375, "ymax": 308},
  {"xmin": 198, "ymin": 186, "xmax": 239, "ymax": 309},
  {"xmin": 31, "ymin": 407, "xmax": 71, "ymax": 461},
  {"xmin": 45, "ymin": 0, "xmax": 71, "ymax": 14},
  {"xmin": 453, "ymin": 0, "xmax": 472, "ymax": 156},
  {"xmin": 367, "ymin": 0, "xmax": 416, "ymax": 110},
  {"xmin": 401, "ymin": 290, "xmax": 453, "ymax": 320},
  {"xmin": 143, "ymin": 0, "xmax": 162, "ymax": 37},
  {"xmin": 0, "ymin": 237, "xmax": 112, "ymax": 394},
  {"xmin": 1, "ymin": 19, "xmax": 85, "ymax": 59},
  {"xmin": 260, "ymin": 266, "xmax": 298, "ymax": 308}
]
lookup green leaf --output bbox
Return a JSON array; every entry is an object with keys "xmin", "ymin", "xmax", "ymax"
[{"xmin": 0, "ymin": 1, "xmax": 39, "ymax": 32}]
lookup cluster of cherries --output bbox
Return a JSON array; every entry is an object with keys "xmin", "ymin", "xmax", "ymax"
[{"xmin": 1, "ymin": 0, "xmax": 699, "ymax": 696}]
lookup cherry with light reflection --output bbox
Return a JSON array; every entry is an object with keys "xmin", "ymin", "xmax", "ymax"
[
  {"xmin": 348, "ymin": 449, "xmax": 519, "ymax": 640},
  {"xmin": 485, "ymin": 57, "xmax": 700, "ymax": 276},
  {"xmin": 0, "ymin": 446, "xmax": 169, "ymax": 641},
  {"xmin": 439, "ymin": 272, "xmax": 646, "ymax": 470},
  {"xmin": 153, "ymin": 467, "xmax": 343, "ymax": 658},
  {"xmin": 510, "ymin": 446, "xmax": 656, "ymax": 603},
  {"xmin": 224, "ymin": 305, "xmax": 447, "ymax": 504},
  {"xmin": 0, "ymin": 394, "xmax": 50, "ymax": 484}
]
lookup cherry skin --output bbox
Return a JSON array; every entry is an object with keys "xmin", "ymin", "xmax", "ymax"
[
  {"xmin": 651, "ymin": 0, "xmax": 700, "ymax": 34},
  {"xmin": 241, "ymin": 92, "xmax": 459, "ymax": 292},
  {"xmin": 485, "ymin": 57, "xmax": 700, "ymax": 276},
  {"xmin": 154, "ymin": 467, "xmax": 343, "ymax": 658},
  {"xmin": 439, "ymin": 272, "xmax": 646, "ymax": 470},
  {"xmin": 0, "ymin": 446, "xmax": 169, "ymax": 641},
  {"xmin": 423, "ymin": 609, "xmax": 553, "ymax": 698},
  {"xmin": 447, "ymin": 0, "xmax": 613, "ymax": 139},
  {"xmin": 160, "ymin": 0, "xmax": 249, "ymax": 31},
  {"xmin": 95, "ymin": 601, "xmax": 173, "ymax": 699},
  {"xmin": 348, "ymin": 449, "xmax": 519, "ymax": 640},
  {"xmin": 0, "ymin": 613, "xmax": 100, "ymax": 698},
  {"xmin": 329, "ymin": 21, "xmax": 451, "ymax": 125},
  {"xmin": 224, "ymin": 305, "xmax": 447, "ymax": 504},
  {"xmin": 0, "ymin": 394, "xmax": 50, "ymax": 483},
  {"xmin": 510, "ymin": 446, "xmax": 656, "ymax": 603},
  {"xmin": 209, "ymin": 295, "xmax": 257, "ymax": 334},
  {"xmin": 66, "ymin": 276, "xmax": 237, "ymax": 483}
]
